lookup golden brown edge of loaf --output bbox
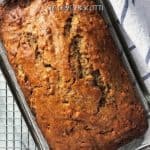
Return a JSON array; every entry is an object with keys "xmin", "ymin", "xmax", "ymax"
[{"xmin": 0, "ymin": 0, "xmax": 148, "ymax": 149}]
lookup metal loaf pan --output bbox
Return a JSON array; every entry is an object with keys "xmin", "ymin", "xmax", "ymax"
[
  {"xmin": 0, "ymin": 0, "xmax": 149, "ymax": 150},
  {"xmin": 99, "ymin": 0, "xmax": 150, "ymax": 149}
]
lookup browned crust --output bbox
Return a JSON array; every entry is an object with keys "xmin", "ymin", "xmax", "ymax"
[{"xmin": 0, "ymin": 0, "xmax": 148, "ymax": 149}]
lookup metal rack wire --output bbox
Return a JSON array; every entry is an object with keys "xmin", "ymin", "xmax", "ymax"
[{"xmin": 0, "ymin": 69, "xmax": 37, "ymax": 150}]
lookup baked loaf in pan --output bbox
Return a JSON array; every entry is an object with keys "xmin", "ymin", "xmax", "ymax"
[{"xmin": 0, "ymin": 0, "xmax": 148, "ymax": 149}]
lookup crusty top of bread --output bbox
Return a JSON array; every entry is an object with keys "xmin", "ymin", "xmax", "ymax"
[{"xmin": 0, "ymin": 0, "xmax": 148, "ymax": 149}]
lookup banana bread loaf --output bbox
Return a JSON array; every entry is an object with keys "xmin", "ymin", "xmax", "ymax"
[{"xmin": 0, "ymin": 0, "xmax": 148, "ymax": 149}]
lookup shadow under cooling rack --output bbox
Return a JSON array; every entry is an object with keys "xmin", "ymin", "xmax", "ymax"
[{"xmin": 0, "ymin": 69, "xmax": 38, "ymax": 150}]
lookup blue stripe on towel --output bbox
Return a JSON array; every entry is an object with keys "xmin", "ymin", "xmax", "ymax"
[
  {"xmin": 142, "ymin": 73, "xmax": 150, "ymax": 81},
  {"xmin": 128, "ymin": 45, "xmax": 136, "ymax": 51},
  {"xmin": 132, "ymin": 0, "xmax": 135, "ymax": 5},
  {"xmin": 121, "ymin": 0, "xmax": 129, "ymax": 24},
  {"xmin": 121, "ymin": 0, "xmax": 136, "ymax": 24},
  {"xmin": 146, "ymin": 48, "xmax": 150, "ymax": 64}
]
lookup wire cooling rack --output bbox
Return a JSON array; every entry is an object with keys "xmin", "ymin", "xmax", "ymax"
[{"xmin": 0, "ymin": 69, "xmax": 37, "ymax": 150}]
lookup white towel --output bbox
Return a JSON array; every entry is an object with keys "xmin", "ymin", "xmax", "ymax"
[{"xmin": 109, "ymin": 0, "xmax": 150, "ymax": 94}]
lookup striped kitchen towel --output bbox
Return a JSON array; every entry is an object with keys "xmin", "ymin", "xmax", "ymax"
[{"xmin": 109, "ymin": 0, "xmax": 150, "ymax": 94}]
